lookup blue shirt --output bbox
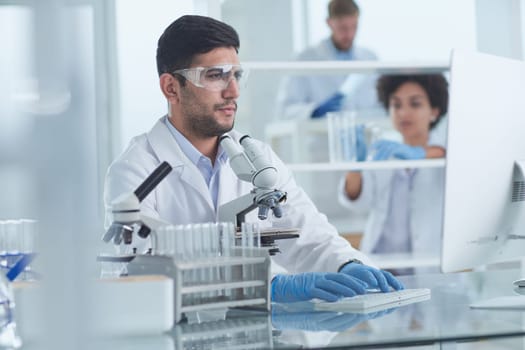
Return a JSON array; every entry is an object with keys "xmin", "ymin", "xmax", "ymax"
[{"xmin": 164, "ymin": 116, "xmax": 227, "ymax": 209}]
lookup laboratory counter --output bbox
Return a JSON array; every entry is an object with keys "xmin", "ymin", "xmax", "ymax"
[{"xmin": 17, "ymin": 268, "xmax": 525, "ymax": 349}]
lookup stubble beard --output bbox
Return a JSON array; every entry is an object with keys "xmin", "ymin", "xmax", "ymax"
[
  {"xmin": 181, "ymin": 91, "xmax": 236, "ymax": 138},
  {"xmin": 187, "ymin": 111, "xmax": 235, "ymax": 138}
]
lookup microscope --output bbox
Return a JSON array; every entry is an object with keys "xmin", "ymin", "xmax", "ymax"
[
  {"xmin": 100, "ymin": 157, "xmax": 274, "ymax": 324},
  {"xmin": 102, "ymin": 161, "xmax": 173, "ymax": 250},
  {"xmin": 99, "ymin": 138, "xmax": 294, "ymax": 323},
  {"xmin": 218, "ymin": 134, "xmax": 298, "ymax": 253},
  {"xmin": 218, "ymin": 134, "xmax": 287, "ymax": 228}
]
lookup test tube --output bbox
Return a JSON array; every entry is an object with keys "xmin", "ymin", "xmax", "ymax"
[
  {"xmin": 341, "ymin": 111, "xmax": 357, "ymax": 161},
  {"xmin": 155, "ymin": 226, "xmax": 163, "ymax": 257},
  {"xmin": 19, "ymin": 219, "xmax": 33, "ymax": 255},
  {"xmin": 365, "ymin": 123, "xmax": 383, "ymax": 161},
  {"xmin": 241, "ymin": 223, "xmax": 249, "ymax": 297},
  {"xmin": 184, "ymin": 224, "xmax": 195, "ymax": 305},
  {"xmin": 199, "ymin": 223, "xmax": 210, "ymax": 301},
  {"xmin": 152, "ymin": 226, "xmax": 164, "ymax": 255},
  {"xmin": 248, "ymin": 223, "xmax": 257, "ymax": 298},
  {"xmin": 174, "ymin": 225, "xmax": 184, "ymax": 261},
  {"xmin": 327, "ymin": 111, "xmax": 358, "ymax": 162},
  {"xmin": 211, "ymin": 223, "xmax": 222, "ymax": 298},
  {"xmin": 4, "ymin": 220, "xmax": 21, "ymax": 270},
  {"xmin": 164, "ymin": 225, "xmax": 175, "ymax": 256},
  {"xmin": 220, "ymin": 222, "xmax": 232, "ymax": 299},
  {"xmin": 254, "ymin": 223, "xmax": 261, "ymax": 249}
]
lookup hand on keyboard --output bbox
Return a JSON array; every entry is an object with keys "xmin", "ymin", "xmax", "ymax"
[
  {"xmin": 339, "ymin": 263, "xmax": 404, "ymax": 292},
  {"xmin": 271, "ymin": 272, "xmax": 368, "ymax": 303}
]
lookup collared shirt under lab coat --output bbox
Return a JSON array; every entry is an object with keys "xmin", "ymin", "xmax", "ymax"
[
  {"xmin": 337, "ymin": 131, "xmax": 446, "ymax": 266},
  {"xmin": 104, "ymin": 117, "xmax": 372, "ymax": 274},
  {"xmin": 338, "ymin": 167, "xmax": 444, "ymax": 261},
  {"xmin": 275, "ymin": 38, "xmax": 379, "ymax": 120}
]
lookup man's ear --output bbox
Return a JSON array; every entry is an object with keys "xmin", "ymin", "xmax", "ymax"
[
  {"xmin": 326, "ymin": 18, "xmax": 333, "ymax": 30},
  {"xmin": 159, "ymin": 73, "xmax": 181, "ymax": 104}
]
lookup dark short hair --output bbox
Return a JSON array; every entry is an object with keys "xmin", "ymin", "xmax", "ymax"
[
  {"xmin": 156, "ymin": 15, "xmax": 240, "ymax": 77},
  {"xmin": 328, "ymin": 0, "xmax": 359, "ymax": 18},
  {"xmin": 376, "ymin": 74, "xmax": 449, "ymax": 129}
]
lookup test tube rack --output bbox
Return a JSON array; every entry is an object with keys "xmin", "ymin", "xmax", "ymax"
[{"xmin": 126, "ymin": 246, "xmax": 271, "ymax": 324}]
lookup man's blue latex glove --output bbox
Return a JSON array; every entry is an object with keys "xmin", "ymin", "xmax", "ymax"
[
  {"xmin": 339, "ymin": 263, "xmax": 404, "ymax": 292},
  {"xmin": 372, "ymin": 140, "xmax": 426, "ymax": 161},
  {"xmin": 355, "ymin": 124, "xmax": 367, "ymax": 161},
  {"xmin": 311, "ymin": 92, "xmax": 345, "ymax": 118},
  {"xmin": 271, "ymin": 272, "xmax": 367, "ymax": 303}
]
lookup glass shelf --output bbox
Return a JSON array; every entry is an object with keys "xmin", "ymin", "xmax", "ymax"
[
  {"xmin": 244, "ymin": 60, "xmax": 449, "ymax": 74},
  {"xmin": 287, "ymin": 159, "xmax": 446, "ymax": 172}
]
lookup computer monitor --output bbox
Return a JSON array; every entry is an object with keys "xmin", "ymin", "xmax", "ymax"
[{"xmin": 441, "ymin": 49, "xmax": 525, "ymax": 273}]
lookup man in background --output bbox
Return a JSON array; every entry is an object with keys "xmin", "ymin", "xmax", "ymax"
[{"xmin": 276, "ymin": 0, "xmax": 379, "ymax": 120}]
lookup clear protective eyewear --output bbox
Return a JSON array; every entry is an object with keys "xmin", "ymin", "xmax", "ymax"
[{"xmin": 172, "ymin": 64, "xmax": 248, "ymax": 91}]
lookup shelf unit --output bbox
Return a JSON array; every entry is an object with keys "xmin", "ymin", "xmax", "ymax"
[
  {"xmin": 287, "ymin": 159, "xmax": 446, "ymax": 172},
  {"xmin": 244, "ymin": 60, "xmax": 450, "ymax": 74},
  {"xmin": 247, "ymin": 60, "xmax": 450, "ymax": 236},
  {"xmin": 252, "ymin": 60, "xmax": 451, "ymax": 167}
]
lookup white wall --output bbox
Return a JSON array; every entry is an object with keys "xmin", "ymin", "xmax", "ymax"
[
  {"xmin": 115, "ymin": 0, "xmax": 194, "ymax": 151},
  {"xmin": 305, "ymin": 0, "xmax": 477, "ymax": 61},
  {"xmin": 0, "ymin": 6, "xmax": 37, "ymax": 219},
  {"xmin": 113, "ymin": 0, "xmax": 525, "ymax": 153},
  {"xmin": 476, "ymin": 0, "xmax": 523, "ymax": 59}
]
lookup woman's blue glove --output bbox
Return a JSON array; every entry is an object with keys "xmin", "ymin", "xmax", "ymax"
[
  {"xmin": 339, "ymin": 263, "xmax": 404, "ymax": 292},
  {"xmin": 271, "ymin": 272, "xmax": 367, "ymax": 303},
  {"xmin": 372, "ymin": 140, "xmax": 426, "ymax": 160},
  {"xmin": 311, "ymin": 93, "xmax": 345, "ymax": 118}
]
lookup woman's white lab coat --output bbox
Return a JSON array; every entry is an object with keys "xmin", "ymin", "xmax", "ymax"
[
  {"xmin": 104, "ymin": 118, "xmax": 372, "ymax": 274},
  {"xmin": 338, "ymin": 167, "xmax": 445, "ymax": 259}
]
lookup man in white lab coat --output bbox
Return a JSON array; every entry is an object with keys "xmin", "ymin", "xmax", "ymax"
[
  {"xmin": 275, "ymin": 0, "xmax": 379, "ymax": 120},
  {"xmin": 104, "ymin": 15, "xmax": 402, "ymax": 303}
]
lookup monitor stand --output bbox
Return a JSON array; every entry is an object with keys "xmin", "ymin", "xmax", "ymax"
[
  {"xmin": 513, "ymin": 279, "xmax": 525, "ymax": 288},
  {"xmin": 470, "ymin": 257, "xmax": 525, "ymax": 310}
]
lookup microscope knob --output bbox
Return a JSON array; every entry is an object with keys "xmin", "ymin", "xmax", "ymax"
[{"xmin": 137, "ymin": 224, "xmax": 151, "ymax": 238}]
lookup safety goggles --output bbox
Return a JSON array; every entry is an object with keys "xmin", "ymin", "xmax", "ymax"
[{"xmin": 172, "ymin": 64, "xmax": 248, "ymax": 91}]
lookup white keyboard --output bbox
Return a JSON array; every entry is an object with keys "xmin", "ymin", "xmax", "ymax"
[{"xmin": 314, "ymin": 288, "xmax": 431, "ymax": 313}]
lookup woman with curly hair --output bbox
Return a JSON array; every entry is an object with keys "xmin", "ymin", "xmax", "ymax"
[{"xmin": 339, "ymin": 74, "xmax": 449, "ymax": 274}]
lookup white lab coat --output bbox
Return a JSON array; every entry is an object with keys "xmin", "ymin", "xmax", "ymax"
[
  {"xmin": 104, "ymin": 118, "xmax": 372, "ymax": 274},
  {"xmin": 275, "ymin": 38, "xmax": 379, "ymax": 121},
  {"xmin": 338, "ymin": 166, "xmax": 445, "ymax": 260}
]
